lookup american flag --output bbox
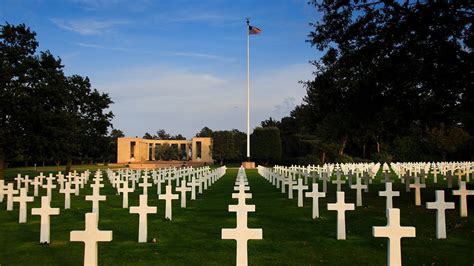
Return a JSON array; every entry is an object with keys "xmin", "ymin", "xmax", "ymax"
[{"xmin": 249, "ymin": 25, "xmax": 262, "ymax": 35}]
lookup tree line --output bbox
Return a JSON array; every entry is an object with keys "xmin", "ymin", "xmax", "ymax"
[
  {"xmin": 0, "ymin": 23, "xmax": 119, "ymax": 178},
  {"xmin": 261, "ymin": 0, "xmax": 473, "ymax": 164}
]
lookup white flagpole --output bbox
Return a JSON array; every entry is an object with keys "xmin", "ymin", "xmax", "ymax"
[{"xmin": 246, "ymin": 18, "xmax": 250, "ymax": 160}]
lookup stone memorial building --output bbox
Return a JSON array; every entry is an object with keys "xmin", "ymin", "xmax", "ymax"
[{"xmin": 117, "ymin": 137, "xmax": 213, "ymax": 167}]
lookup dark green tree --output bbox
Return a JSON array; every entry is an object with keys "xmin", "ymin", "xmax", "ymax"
[{"xmin": 251, "ymin": 127, "xmax": 282, "ymax": 164}]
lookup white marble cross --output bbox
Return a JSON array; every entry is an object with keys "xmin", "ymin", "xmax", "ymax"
[
  {"xmin": 379, "ymin": 182, "xmax": 400, "ymax": 211},
  {"xmin": 222, "ymin": 192, "xmax": 262, "ymax": 266},
  {"xmin": 4, "ymin": 183, "xmax": 19, "ymax": 211},
  {"xmin": 85, "ymin": 185, "xmax": 106, "ymax": 217},
  {"xmin": 139, "ymin": 176, "xmax": 152, "ymax": 195},
  {"xmin": 159, "ymin": 185, "xmax": 179, "ymax": 220},
  {"xmin": 0, "ymin": 180, "xmax": 4, "ymax": 202},
  {"xmin": 60, "ymin": 182, "xmax": 74, "ymax": 209},
  {"xmin": 287, "ymin": 177, "xmax": 296, "ymax": 199},
  {"xmin": 13, "ymin": 188, "xmax": 34, "ymax": 223},
  {"xmin": 332, "ymin": 171, "xmax": 345, "ymax": 191},
  {"xmin": 23, "ymin": 175, "xmax": 32, "ymax": 192},
  {"xmin": 189, "ymin": 176, "xmax": 200, "ymax": 200},
  {"xmin": 130, "ymin": 194, "xmax": 157, "ymax": 242},
  {"xmin": 15, "ymin": 174, "xmax": 23, "ymax": 189},
  {"xmin": 426, "ymin": 190, "xmax": 455, "ymax": 239},
  {"xmin": 305, "ymin": 183, "xmax": 326, "ymax": 218},
  {"xmin": 373, "ymin": 208, "xmax": 416, "ymax": 266},
  {"xmin": 327, "ymin": 191, "xmax": 355, "ymax": 240},
  {"xmin": 70, "ymin": 213, "xmax": 113, "ymax": 266},
  {"xmin": 117, "ymin": 180, "xmax": 134, "ymax": 208},
  {"xmin": 175, "ymin": 180, "xmax": 192, "ymax": 208},
  {"xmin": 409, "ymin": 176, "xmax": 426, "ymax": 206},
  {"xmin": 294, "ymin": 178, "xmax": 308, "ymax": 207},
  {"xmin": 31, "ymin": 196, "xmax": 60, "ymax": 243},
  {"xmin": 31, "ymin": 176, "xmax": 43, "ymax": 197},
  {"xmin": 43, "ymin": 174, "xmax": 57, "ymax": 202},
  {"xmin": 350, "ymin": 177, "xmax": 367, "ymax": 207},
  {"xmin": 452, "ymin": 181, "xmax": 474, "ymax": 217},
  {"xmin": 73, "ymin": 175, "xmax": 81, "ymax": 196}
]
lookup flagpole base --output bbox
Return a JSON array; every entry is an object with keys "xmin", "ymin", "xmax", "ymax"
[{"xmin": 242, "ymin": 161, "xmax": 256, "ymax": 169}]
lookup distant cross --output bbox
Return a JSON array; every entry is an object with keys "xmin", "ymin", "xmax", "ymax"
[
  {"xmin": 13, "ymin": 188, "xmax": 34, "ymax": 223},
  {"xmin": 0, "ymin": 180, "xmax": 4, "ymax": 202},
  {"xmin": 56, "ymin": 172, "xmax": 65, "ymax": 190},
  {"xmin": 445, "ymin": 171, "xmax": 454, "ymax": 189},
  {"xmin": 332, "ymin": 171, "xmax": 346, "ymax": 192},
  {"xmin": 287, "ymin": 177, "xmax": 297, "ymax": 199},
  {"xmin": 73, "ymin": 176, "xmax": 82, "ymax": 196},
  {"xmin": 294, "ymin": 179, "xmax": 308, "ymax": 207},
  {"xmin": 222, "ymin": 188, "xmax": 262, "ymax": 266},
  {"xmin": 372, "ymin": 208, "xmax": 416, "ymax": 266},
  {"xmin": 454, "ymin": 169, "xmax": 464, "ymax": 185},
  {"xmin": 379, "ymin": 182, "xmax": 400, "ymax": 211},
  {"xmin": 31, "ymin": 196, "xmax": 60, "ymax": 243},
  {"xmin": 23, "ymin": 175, "xmax": 32, "ymax": 192},
  {"xmin": 117, "ymin": 180, "xmax": 134, "ymax": 208},
  {"xmin": 138, "ymin": 175, "xmax": 152, "ymax": 195},
  {"xmin": 43, "ymin": 174, "xmax": 57, "ymax": 202},
  {"xmin": 426, "ymin": 190, "xmax": 455, "ymax": 239},
  {"xmin": 15, "ymin": 174, "xmax": 23, "ymax": 190},
  {"xmin": 305, "ymin": 183, "xmax": 326, "ymax": 218},
  {"xmin": 409, "ymin": 176, "xmax": 426, "ymax": 206},
  {"xmin": 130, "ymin": 194, "xmax": 157, "ymax": 242},
  {"xmin": 403, "ymin": 173, "xmax": 412, "ymax": 192},
  {"xmin": 59, "ymin": 182, "xmax": 74, "ymax": 209},
  {"xmin": 362, "ymin": 172, "xmax": 371, "ymax": 192},
  {"xmin": 382, "ymin": 170, "xmax": 392, "ymax": 184},
  {"xmin": 159, "ymin": 185, "xmax": 179, "ymax": 220},
  {"xmin": 31, "ymin": 176, "xmax": 42, "ymax": 197},
  {"xmin": 85, "ymin": 185, "xmax": 106, "ymax": 217},
  {"xmin": 175, "ymin": 180, "xmax": 192, "ymax": 208},
  {"xmin": 351, "ymin": 177, "xmax": 367, "ymax": 207},
  {"xmin": 70, "ymin": 213, "xmax": 113, "ymax": 266},
  {"xmin": 327, "ymin": 191, "xmax": 355, "ymax": 240},
  {"xmin": 4, "ymin": 183, "xmax": 19, "ymax": 211},
  {"xmin": 452, "ymin": 181, "xmax": 474, "ymax": 217},
  {"xmin": 156, "ymin": 173, "xmax": 165, "ymax": 195},
  {"xmin": 188, "ymin": 176, "xmax": 200, "ymax": 200}
]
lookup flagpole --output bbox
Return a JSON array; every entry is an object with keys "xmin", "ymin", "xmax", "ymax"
[{"xmin": 246, "ymin": 18, "xmax": 250, "ymax": 160}]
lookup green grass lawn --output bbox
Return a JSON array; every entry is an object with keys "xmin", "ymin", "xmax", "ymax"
[{"xmin": 0, "ymin": 168, "xmax": 473, "ymax": 265}]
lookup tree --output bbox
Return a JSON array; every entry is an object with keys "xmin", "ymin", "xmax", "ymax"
[
  {"xmin": 0, "ymin": 23, "xmax": 114, "ymax": 177},
  {"xmin": 212, "ymin": 131, "xmax": 238, "ymax": 165},
  {"xmin": 196, "ymin": 127, "xmax": 213, "ymax": 137},
  {"xmin": 0, "ymin": 23, "xmax": 39, "ymax": 178},
  {"xmin": 156, "ymin": 129, "xmax": 171, "ymax": 140},
  {"xmin": 426, "ymin": 125, "xmax": 471, "ymax": 160},
  {"xmin": 261, "ymin": 117, "xmax": 281, "ymax": 128},
  {"xmin": 143, "ymin": 132, "xmax": 155, "ymax": 139},
  {"xmin": 300, "ymin": 0, "xmax": 473, "ymax": 161},
  {"xmin": 251, "ymin": 127, "xmax": 282, "ymax": 164}
]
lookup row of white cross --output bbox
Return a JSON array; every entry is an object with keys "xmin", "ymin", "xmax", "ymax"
[
  {"xmin": 258, "ymin": 164, "xmax": 474, "ymax": 266},
  {"xmin": 221, "ymin": 167, "xmax": 263, "ymax": 266},
  {"xmin": 0, "ymin": 166, "xmax": 227, "ymax": 266}
]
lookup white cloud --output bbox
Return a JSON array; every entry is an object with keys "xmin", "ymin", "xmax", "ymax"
[
  {"xmin": 93, "ymin": 63, "xmax": 313, "ymax": 138},
  {"xmin": 50, "ymin": 18, "xmax": 129, "ymax": 35}
]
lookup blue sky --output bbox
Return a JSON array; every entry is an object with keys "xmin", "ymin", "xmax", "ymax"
[{"xmin": 1, "ymin": 0, "xmax": 321, "ymax": 138}]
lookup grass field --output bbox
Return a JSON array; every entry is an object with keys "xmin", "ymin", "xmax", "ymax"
[{"xmin": 0, "ymin": 168, "xmax": 473, "ymax": 265}]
